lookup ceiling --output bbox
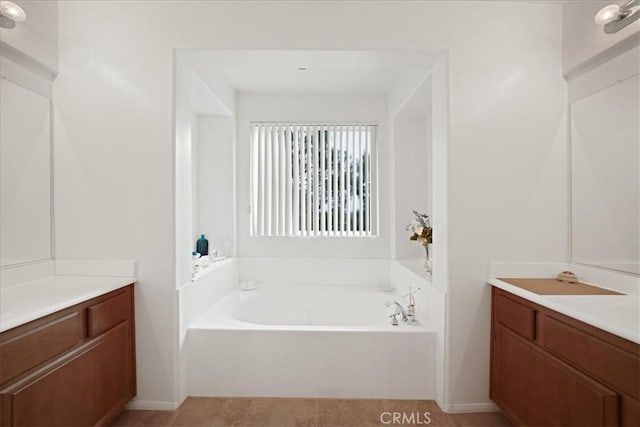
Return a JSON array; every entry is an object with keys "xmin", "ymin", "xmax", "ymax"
[{"xmin": 181, "ymin": 50, "xmax": 440, "ymax": 94}]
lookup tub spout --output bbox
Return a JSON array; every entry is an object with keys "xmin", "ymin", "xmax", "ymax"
[{"xmin": 385, "ymin": 301, "xmax": 408, "ymax": 322}]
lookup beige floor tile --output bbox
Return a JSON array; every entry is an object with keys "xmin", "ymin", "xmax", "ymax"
[
  {"xmin": 244, "ymin": 398, "xmax": 316, "ymax": 427},
  {"xmin": 171, "ymin": 397, "xmax": 251, "ymax": 427},
  {"xmin": 450, "ymin": 411, "xmax": 513, "ymax": 427},
  {"xmin": 317, "ymin": 398, "xmax": 384, "ymax": 427},
  {"xmin": 109, "ymin": 409, "xmax": 176, "ymax": 426},
  {"xmin": 109, "ymin": 397, "xmax": 513, "ymax": 427},
  {"xmin": 381, "ymin": 400, "xmax": 454, "ymax": 427}
]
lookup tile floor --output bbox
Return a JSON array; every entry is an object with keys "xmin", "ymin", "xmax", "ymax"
[{"xmin": 110, "ymin": 397, "xmax": 513, "ymax": 427}]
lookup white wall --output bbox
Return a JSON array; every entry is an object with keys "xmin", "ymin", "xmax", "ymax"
[
  {"xmin": 393, "ymin": 77, "xmax": 433, "ymax": 260},
  {"xmin": 174, "ymin": 55, "xmax": 236, "ymax": 410},
  {"xmin": 393, "ymin": 117, "xmax": 430, "ymax": 259},
  {"xmin": 175, "ymin": 54, "xmax": 195, "ymax": 293},
  {"xmin": 446, "ymin": 10, "xmax": 566, "ymax": 408},
  {"xmin": 189, "ymin": 66, "xmax": 236, "ymax": 248},
  {"xmin": 236, "ymin": 92, "xmax": 391, "ymax": 259},
  {"xmin": 238, "ymin": 257, "xmax": 390, "ymax": 288},
  {"xmin": 55, "ymin": 0, "xmax": 566, "ymax": 409},
  {"xmin": 197, "ymin": 115, "xmax": 235, "ymax": 255},
  {"xmin": 562, "ymin": 0, "xmax": 640, "ymax": 76},
  {"xmin": 191, "ymin": 115, "xmax": 199, "ymax": 245},
  {"xmin": 0, "ymin": 0, "xmax": 58, "ymax": 74},
  {"xmin": 175, "ymin": 52, "xmax": 236, "ymax": 290}
]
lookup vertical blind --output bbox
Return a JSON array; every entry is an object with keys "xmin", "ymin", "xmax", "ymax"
[{"xmin": 250, "ymin": 123, "xmax": 377, "ymax": 237}]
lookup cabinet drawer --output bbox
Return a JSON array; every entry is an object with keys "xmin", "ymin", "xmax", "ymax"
[
  {"xmin": 495, "ymin": 325, "xmax": 619, "ymax": 427},
  {"xmin": 542, "ymin": 314, "xmax": 640, "ymax": 399},
  {"xmin": 494, "ymin": 291, "xmax": 536, "ymax": 341},
  {"xmin": 0, "ymin": 312, "xmax": 83, "ymax": 385},
  {"xmin": 2, "ymin": 322, "xmax": 133, "ymax": 426},
  {"xmin": 87, "ymin": 291, "xmax": 131, "ymax": 338}
]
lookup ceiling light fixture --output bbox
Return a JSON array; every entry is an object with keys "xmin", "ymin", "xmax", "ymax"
[
  {"xmin": 594, "ymin": 0, "xmax": 640, "ymax": 33},
  {"xmin": 297, "ymin": 66, "xmax": 308, "ymax": 71},
  {"xmin": 0, "ymin": 1, "xmax": 26, "ymax": 29}
]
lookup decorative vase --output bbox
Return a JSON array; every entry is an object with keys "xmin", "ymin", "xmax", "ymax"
[{"xmin": 423, "ymin": 243, "xmax": 433, "ymax": 275}]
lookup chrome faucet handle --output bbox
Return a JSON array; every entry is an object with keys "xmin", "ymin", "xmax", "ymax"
[
  {"xmin": 390, "ymin": 313, "xmax": 399, "ymax": 326},
  {"xmin": 401, "ymin": 287, "xmax": 422, "ymax": 305},
  {"xmin": 406, "ymin": 304, "xmax": 418, "ymax": 324}
]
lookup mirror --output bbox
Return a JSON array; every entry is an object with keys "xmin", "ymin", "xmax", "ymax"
[
  {"xmin": 0, "ymin": 78, "xmax": 52, "ymax": 267},
  {"xmin": 571, "ymin": 74, "xmax": 639, "ymax": 275}
]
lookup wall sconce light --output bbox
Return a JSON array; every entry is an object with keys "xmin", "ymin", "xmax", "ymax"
[
  {"xmin": 0, "ymin": 1, "xmax": 26, "ymax": 29},
  {"xmin": 595, "ymin": 0, "xmax": 640, "ymax": 33}
]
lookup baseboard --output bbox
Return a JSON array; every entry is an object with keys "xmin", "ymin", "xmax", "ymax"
[
  {"xmin": 125, "ymin": 400, "xmax": 179, "ymax": 411},
  {"xmin": 125, "ymin": 398, "xmax": 497, "ymax": 414},
  {"xmin": 440, "ymin": 402, "xmax": 499, "ymax": 414}
]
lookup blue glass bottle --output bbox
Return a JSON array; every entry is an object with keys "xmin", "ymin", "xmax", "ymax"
[{"xmin": 196, "ymin": 234, "xmax": 209, "ymax": 256}]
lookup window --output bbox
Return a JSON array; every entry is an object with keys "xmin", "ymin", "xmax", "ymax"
[{"xmin": 250, "ymin": 123, "xmax": 377, "ymax": 237}]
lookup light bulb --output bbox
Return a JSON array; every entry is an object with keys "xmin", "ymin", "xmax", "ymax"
[
  {"xmin": 0, "ymin": 1, "xmax": 26, "ymax": 22},
  {"xmin": 594, "ymin": 4, "xmax": 621, "ymax": 25}
]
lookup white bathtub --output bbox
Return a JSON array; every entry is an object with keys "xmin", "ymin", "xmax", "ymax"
[{"xmin": 187, "ymin": 283, "xmax": 436, "ymax": 399}]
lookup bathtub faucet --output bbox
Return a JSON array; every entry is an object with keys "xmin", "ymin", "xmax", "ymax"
[{"xmin": 386, "ymin": 301, "xmax": 408, "ymax": 323}]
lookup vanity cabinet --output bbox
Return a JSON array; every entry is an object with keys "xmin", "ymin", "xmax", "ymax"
[
  {"xmin": 491, "ymin": 287, "xmax": 640, "ymax": 427},
  {"xmin": 0, "ymin": 284, "xmax": 136, "ymax": 426}
]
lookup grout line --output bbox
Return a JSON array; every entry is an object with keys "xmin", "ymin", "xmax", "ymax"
[{"xmin": 241, "ymin": 398, "xmax": 252, "ymax": 427}]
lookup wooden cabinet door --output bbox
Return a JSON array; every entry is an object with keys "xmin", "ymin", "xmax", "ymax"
[
  {"xmin": 1, "ymin": 321, "xmax": 133, "ymax": 426},
  {"xmin": 493, "ymin": 324, "xmax": 619, "ymax": 427}
]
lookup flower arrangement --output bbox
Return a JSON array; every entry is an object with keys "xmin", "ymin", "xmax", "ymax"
[
  {"xmin": 407, "ymin": 210, "xmax": 432, "ymax": 245},
  {"xmin": 407, "ymin": 211, "xmax": 433, "ymax": 273}
]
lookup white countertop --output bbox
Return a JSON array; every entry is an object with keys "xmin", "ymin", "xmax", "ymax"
[
  {"xmin": 489, "ymin": 278, "xmax": 640, "ymax": 344},
  {"xmin": 0, "ymin": 275, "xmax": 136, "ymax": 333}
]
